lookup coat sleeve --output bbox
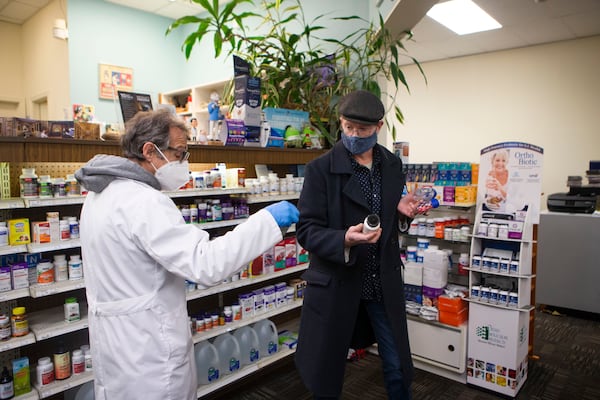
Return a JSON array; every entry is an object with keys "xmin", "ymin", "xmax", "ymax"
[
  {"xmin": 296, "ymin": 159, "xmax": 348, "ymax": 265},
  {"xmin": 129, "ymin": 192, "xmax": 282, "ymax": 287}
]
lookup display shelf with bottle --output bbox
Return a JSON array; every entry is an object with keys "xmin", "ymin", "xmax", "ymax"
[
  {"xmin": 0, "ymin": 151, "xmax": 316, "ymax": 399},
  {"xmin": 466, "ymin": 205, "xmax": 536, "ymax": 311},
  {"xmin": 399, "ymin": 203, "xmax": 475, "ymax": 383}
]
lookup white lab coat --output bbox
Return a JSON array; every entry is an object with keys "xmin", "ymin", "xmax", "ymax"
[{"xmin": 79, "ymin": 179, "xmax": 282, "ymax": 400}]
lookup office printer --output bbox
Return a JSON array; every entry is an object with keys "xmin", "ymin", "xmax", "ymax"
[{"xmin": 547, "ymin": 185, "xmax": 599, "ymax": 214}]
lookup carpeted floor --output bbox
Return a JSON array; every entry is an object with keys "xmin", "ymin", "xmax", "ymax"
[{"xmin": 203, "ymin": 306, "xmax": 600, "ymax": 399}]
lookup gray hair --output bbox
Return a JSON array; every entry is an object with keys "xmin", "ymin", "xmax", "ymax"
[{"xmin": 121, "ymin": 109, "xmax": 189, "ymax": 160}]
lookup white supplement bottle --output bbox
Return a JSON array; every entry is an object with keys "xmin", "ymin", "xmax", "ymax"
[
  {"xmin": 0, "ymin": 222, "xmax": 7, "ymax": 247},
  {"xmin": 72, "ymin": 349, "xmax": 85, "ymax": 375},
  {"xmin": 68, "ymin": 255, "xmax": 83, "ymax": 280},
  {"xmin": 36, "ymin": 357, "xmax": 55, "ymax": 387},
  {"xmin": 54, "ymin": 254, "xmax": 68, "ymax": 282},
  {"xmin": 362, "ymin": 214, "xmax": 380, "ymax": 233}
]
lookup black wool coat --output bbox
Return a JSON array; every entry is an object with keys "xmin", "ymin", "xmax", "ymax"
[{"xmin": 294, "ymin": 141, "xmax": 414, "ymax": 396}]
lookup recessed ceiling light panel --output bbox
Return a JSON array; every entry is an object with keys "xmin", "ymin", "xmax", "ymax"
[{"xmin": 426, "ymin": 0, "xmax": 502, "ymax": 35}]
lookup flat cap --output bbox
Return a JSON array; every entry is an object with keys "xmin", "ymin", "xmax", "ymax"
[{"xmin": 338, "ymin": 90, "xmax": 385, "ymax": 125}]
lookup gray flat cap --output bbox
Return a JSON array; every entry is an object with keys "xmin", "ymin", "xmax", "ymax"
[{"xmin": 338, "ymin": 90, "xmax": 385, "ymax": 125}]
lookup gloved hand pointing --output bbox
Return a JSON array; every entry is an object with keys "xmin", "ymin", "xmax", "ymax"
[{"xmin": 265, "ymin": 201, "xmax": 299, "ymax": 227}]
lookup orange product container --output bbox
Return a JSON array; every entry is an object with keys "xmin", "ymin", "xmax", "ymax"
[
  {"xmin": 437, "ymin": 295, "xmax": 468, "ymax": 313},
  {"xmin": 439, "ymin": 308, "xmax": 468, "ymax": 327}
]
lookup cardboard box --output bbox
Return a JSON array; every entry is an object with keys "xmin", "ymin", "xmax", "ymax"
[
  {"xmin": 12, "ymin": 357, "xmax": 31, "ymax": 396},
  {"xmin": 439, "ymin": 307, "xmax": 468, "ymax": 327},
  {"xmin": 438, "ymin": 295, "xmax": 468, "ymax": 313},
  {"xmin": 8, "ymin": 218, "xmax": 30, "ymax": 245},
  {"xmin": 10, "ymin": 262, "xmax": 29, "ymax": 289},
  {"xmin": 0, "ymin": 266, "xmax": 11, "ymax": 292},
  {"xmin": 32, "ymin": 221, "xmax": 51, "ymax": 244}
]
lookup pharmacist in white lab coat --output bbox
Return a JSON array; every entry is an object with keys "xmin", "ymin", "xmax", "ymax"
[{"xmin": 75, "ymin": 109, "xmax": 298, "ymax": 400}]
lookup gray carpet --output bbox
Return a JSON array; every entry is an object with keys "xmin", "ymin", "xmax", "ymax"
[{"xmin": 203, "ymin": 306, "xmax": 600, "ymax": 399}]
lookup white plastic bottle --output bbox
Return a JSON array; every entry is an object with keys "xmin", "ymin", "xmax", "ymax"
[
  {"xmin": 72, "ymin": 349, "xmax": 85, "ymax": 375},
  {"xmin": 19, "ymin": 168, "xmax": 38, "ymax": 198},
  {"xmin": 194, "ymin": 340, "xmax": 220, "ymax": 385},
  {"xmin": 252, "ymin": 319, "xmax": 279, "ymax": 358},
  {"xmin": 36, "ymin": 356, "xmax": 55, "ymax": 387},
  {"xmin": 53, "ymin": 254, "xmax": 68, "ymax": 282},
  {"xmin": 68, "ymin": 255, "xmax": 83, "ymax": 280},
  {"xmin": 0, "ymin": 222, "xmax": 7, "ymax": 247},
  {"xmin": 233, "ymin": 325, "xmax": 260, "ymax": 366},
  {"xmin": 212, "ymin": 333, "xmax": 241, "ymax": 375}
]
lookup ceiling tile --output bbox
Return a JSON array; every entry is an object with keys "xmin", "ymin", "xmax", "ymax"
[{"xmin": 0, "ymin": 1, "xmax": 37, "ymax": 24}]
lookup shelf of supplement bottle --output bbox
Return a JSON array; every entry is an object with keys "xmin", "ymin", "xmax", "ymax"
[
  {"xmin": 464, "ymin": 267, "xmax": 536, "ymax": 279},
  {"xmin": 471, "ymin": 234, "xmax": 536, "ymax": 244},
  {"xmin": 29, "ymin": 279, "xmax": 86, "ymax": 298},
  {"xmin": 13, "ymin": 390, "xmax": 39, "ymax": 400},
  {"xmin": 192, "ymin": 218, "xmax": 247, "ymax": 230},
  {"xmin": 436, "ymin": 203, "xmax": 476, "ymax": 209},
  {"xmin": 0, "ymin": 332, "xmax": 36, "ymax": 353},
  {"xmin": 22, "ymin": 196, "xmax": 86, "ymax": 208},
  {"xmin": 192, "ymin": 299, "xmax": 303, "ymax": 345},
  {"xmin": 0, "ymin": 197, "xmax": 25, "ymax": 209},
  {"xmin": 27, "ymin": 238, "xmax": 81, "ymax": 253},
  {"xmin": 464, "ymin": 298, "xmax": 535, "ymax": 312},
  {"xmin": 246, "ymin": 193, "xmax": 299, "ymax": 204},
  {"xmin": 186, "ymin": 263, "xmax": 308, "ymax": 301},
  {"xmin": 35, "ymin": 370, "xmax": 94, "ymax": 399},
  {"xmin": 0, "ymin": 244, "xmax": 28, "ymax": 255},
  {"xmin": 29, "ymin": 304, "xmax": 89, "ymax": 341},
  {"xmin": 163, "ymin": 187, "xmax": 250, "ymax": 199},
  {"xmin": 0, "ymin": 287, "xmax": 31, "ymax": 302},
  {"xmin": 196, "ymin": 346, "xmax": 295, "ymax": 398},
  {"xmin": 402, "ymin": 235, "xmax": 471, "ymax": 245}
]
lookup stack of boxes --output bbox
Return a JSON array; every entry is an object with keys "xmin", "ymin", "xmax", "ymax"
[
  {"xmin": 403, "ymin": 162, "xmax": 478, "ymax": 206},
  {"xmin": 437, "ymin": 294, "xmax": 468, "ymax": 327}
]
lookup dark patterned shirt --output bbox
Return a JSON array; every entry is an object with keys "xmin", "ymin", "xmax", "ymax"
[{"xmin": 349, "ymin": 147, "xmax": 383, "ymax": 301}]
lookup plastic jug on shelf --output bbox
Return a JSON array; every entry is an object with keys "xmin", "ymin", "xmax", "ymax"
[
  {"xmin": 194, "ymin": 340, "xmax": 220, "ymax": 385},
  {"xmin": 212, "ymin": 332, "xmax": 241, "ymax": 375},
  {"xmin": 233, "ymin": 325, "xmax": 260, "ymax": 366},
  {"xmin": 252, "ymin": 319, "xmax": 279, "ymax": 358}
]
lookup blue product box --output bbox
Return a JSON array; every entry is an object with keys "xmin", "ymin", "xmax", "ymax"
[{"xmin": 263, "ymin": 108, "xmax": 309, "ymax": 148}]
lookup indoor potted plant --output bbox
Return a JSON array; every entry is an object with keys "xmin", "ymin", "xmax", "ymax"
[{"xmin": 166, "ymin": 0, "xmax": 425, "ymax": 145}]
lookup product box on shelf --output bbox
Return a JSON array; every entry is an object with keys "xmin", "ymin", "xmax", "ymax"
[
  {"xmin": 0, "ymin": 162, "xmax": 10, "ymax": 199},
  {"xmin": 8, "ymin": 218, "xmax": 30, "ymax": 245},
  {"xmin": 12, "ymin": 356, "xmax": 31, "ymax": 396},
  {"xmin": 10, "ymin": 262, "xmax": 29, "ymax": 289},
  {"xmin": 263, "ymin": 107, "xmax": 309, "ymax": 148},
  {"xmin": 439, "ymin": 307, "xmax": 468, "ymax": 327},
  {"xmin": 0, "ymin": 266, "xmax": 11, "ymax": 292}
]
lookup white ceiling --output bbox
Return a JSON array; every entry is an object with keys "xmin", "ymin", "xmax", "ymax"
[{"xmin": 2, "ymin": 0, "xmax": 600, "ymax": 64}]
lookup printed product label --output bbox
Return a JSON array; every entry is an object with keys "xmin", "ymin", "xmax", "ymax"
[
  {"xmin": 207, "ymin": 367, "xmax": 219, "ymax": 382},
  {"xmin": 54, "ymin": 353, "xmax": 71, "ymax": 380},
  {"xmin": 11, "ymin": 320, "xmax": 28, "ymax": 336},
  {"xmin": 0, "ymin": 381, "xmax": 14, "ymax": 399},
  {"xmin": 250, "ymin": 348, "xmax": 259, "ymax": 363},
  {"xmin": 229, "ymin": 358, "xmax": 240, "ymax": 372},
  {"xmin": 267, "ymin": 341, "xmax": 278, "ymax": 355},
  {"xmin": 41, "ymin": 369, "xmax": 55, "ymax": 385}
]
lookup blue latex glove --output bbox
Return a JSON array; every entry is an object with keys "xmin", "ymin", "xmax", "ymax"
[{"xmin": 265, "ymin": 201, "xmax": 299, "ymax": 227}]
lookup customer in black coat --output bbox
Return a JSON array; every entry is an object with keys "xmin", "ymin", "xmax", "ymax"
[{"xmin": 295, "ymin": 90, "xmax": 421, "ymax": 400}]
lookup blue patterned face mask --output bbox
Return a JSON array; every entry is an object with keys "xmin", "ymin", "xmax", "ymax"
[{"xmin": 341, "ymin": 131, "xmax": 378, "ymax": 155}]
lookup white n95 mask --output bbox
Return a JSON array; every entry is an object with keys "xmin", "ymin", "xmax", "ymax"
[
  {"xmin": 154, "ymin": 160, "xmax": 190, "ymax": 191},
  {"xmin": 151, "ymin": 145, "xmax": 190, "ymax": 191}
]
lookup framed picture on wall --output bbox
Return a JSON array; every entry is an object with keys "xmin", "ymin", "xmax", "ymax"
[{"xmin": 99, "ymin": 64, "xmax": 133, "ymax": 100}]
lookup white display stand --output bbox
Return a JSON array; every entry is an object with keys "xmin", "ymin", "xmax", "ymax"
[{"xmin": 466, "ymin": 142, "xmax": 543, "ymax": 397}]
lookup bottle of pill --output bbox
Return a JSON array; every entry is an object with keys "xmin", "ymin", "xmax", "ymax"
[
  {"xmin": 0, "ymin": 315, "xmax": 11, "ymax": 341},
  {"xmin": 11, "ymin": 307, "xmax": 28, "ymax": 337}
]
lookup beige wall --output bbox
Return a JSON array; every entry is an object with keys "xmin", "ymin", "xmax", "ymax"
[
  {"xmin": 21, "ymin": 0, "xmax": 70, "ymax": 120},
  {"xmin": 385, "ymin": 35, "xmax": 600, "ymax": 211},
  {"xmin": 0, "ymin": 22, "xmax": 25, "ymax": 117},
  {"xmin": 0, "ymin": 0, "xmax": 69, "ymax": 120}
]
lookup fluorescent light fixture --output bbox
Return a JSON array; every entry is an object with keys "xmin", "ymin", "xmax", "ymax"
[{"xmin": 427, "ymin": 0, "xmax": 502, "ymax": 35}]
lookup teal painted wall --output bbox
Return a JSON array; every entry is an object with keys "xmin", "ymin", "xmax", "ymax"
[{"xmin": 68, "ymin": 0, "xmax": 370, "ymax": 123}]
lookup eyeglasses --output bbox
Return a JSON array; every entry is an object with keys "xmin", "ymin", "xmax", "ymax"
[
  {"xmin": 167, "ymin": 146, "xmax": 190, "ymax": 163},
  {"xmin": 341, "ymin": 122, "xmax": 376, "ymax": 136}
]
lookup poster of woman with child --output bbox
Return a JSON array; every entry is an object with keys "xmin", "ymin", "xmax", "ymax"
[{"xmin": 478, "ymin": 142, "xmax": 544, "ymax": 223}]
